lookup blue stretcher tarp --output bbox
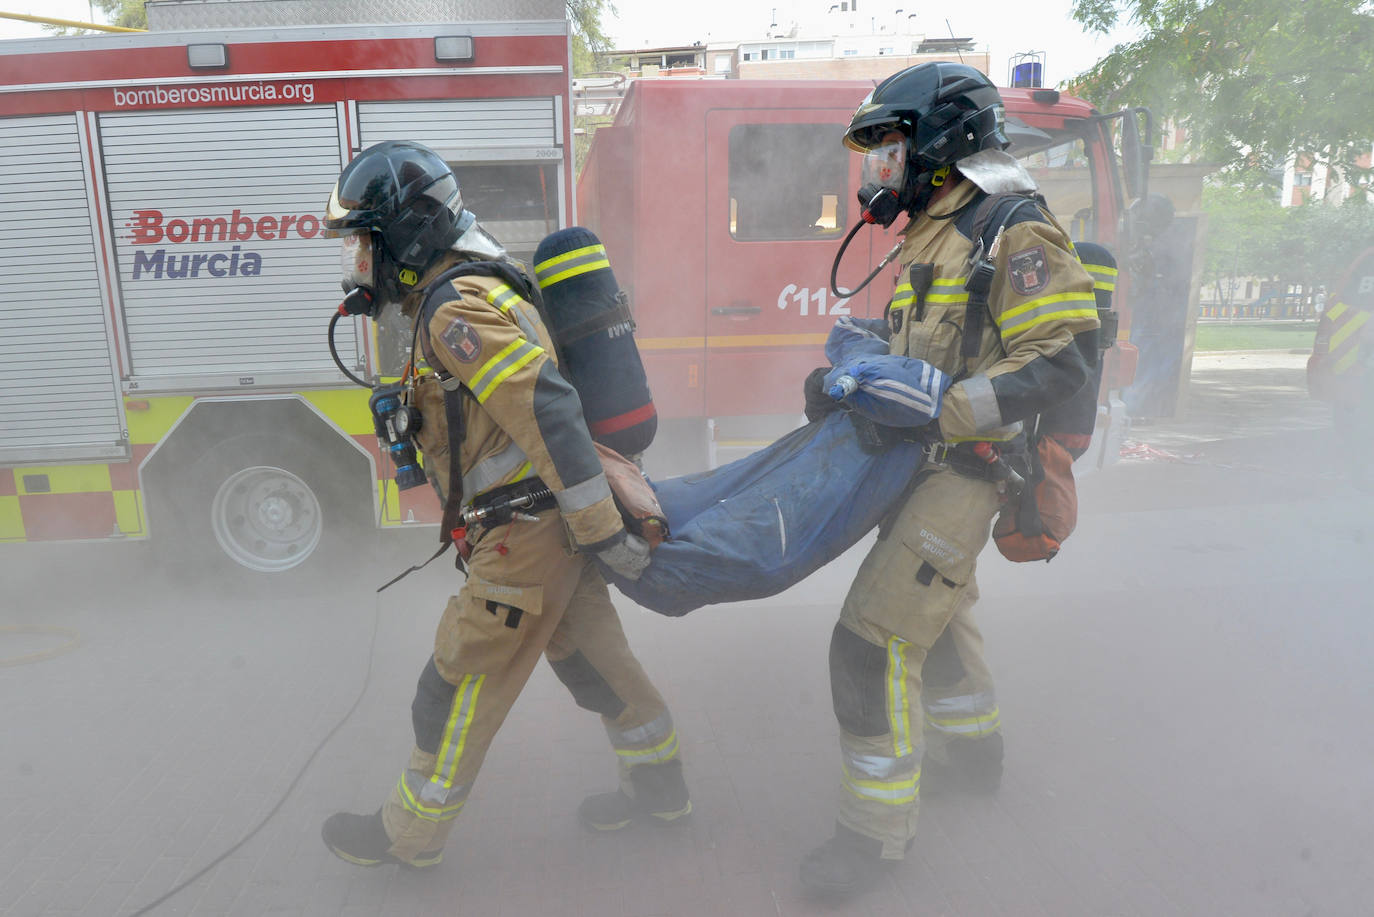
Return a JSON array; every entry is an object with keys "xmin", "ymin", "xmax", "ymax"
[
  {"xmin": 600, "ymin": 412, "xmax": 924, "ymax": 615},
  {"xmin": 597, "ymin": 319, "xmax": 947, "ymax": 617}
]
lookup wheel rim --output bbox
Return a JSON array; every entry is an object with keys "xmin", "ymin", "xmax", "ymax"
[{"xmin": 209, "ymin": 465, "xmax": 323, "ymax": 573}]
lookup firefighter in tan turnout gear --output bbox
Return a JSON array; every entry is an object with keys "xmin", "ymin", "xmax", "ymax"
[
  {"xmin": 800, "ymin": 63, "xmax": 1099, "ymax": 897},
  {"xmin": 320, "ymin": 142, "xmax": 689, "ymax": 870}
]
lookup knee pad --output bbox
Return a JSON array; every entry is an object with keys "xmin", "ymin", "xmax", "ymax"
[
  {"xmin": 548, "ymin": 650, "xmax": 627, "ymax": 719},
  {"xmin": 411, "ymin": 657, "xmax": 457, "ymax": 755},
  {"xmin": 828, "ymin": 623, "xmax": 890, "ymax": 737},
  {"xmin": 921, "ymin": 627, "xmax": 967, "ymax": 691}
]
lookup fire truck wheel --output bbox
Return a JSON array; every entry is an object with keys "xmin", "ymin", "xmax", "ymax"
[{"xmin": 154, "ymin": 433, "xmax": 368, "ymax": 579}]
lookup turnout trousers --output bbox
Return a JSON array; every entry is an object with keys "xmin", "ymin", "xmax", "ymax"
[
  {"xmin": 381, "ymin": 510, "xmax": 681, "ymax": 862},
  {"xmin": 829, "ymin": 465, "xmax": 1003, "ymax": 858}
]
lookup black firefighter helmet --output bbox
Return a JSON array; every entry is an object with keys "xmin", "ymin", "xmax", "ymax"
[
  {"xmin": 324, "ymin": 140, "xmax": 470, "ymax": 269},
  {"xmin": 843, "ymin": 61, "xmax": 1010, "ymax": 169}
]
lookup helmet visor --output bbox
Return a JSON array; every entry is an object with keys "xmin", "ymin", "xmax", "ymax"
[
  {"xmin": 323, "ymin": 183, "xmax": 356, "ymax": 238},
  {"xmin": 339, "ymin": 230, "xmax": 375, "ymax": 292},
  {"xmin": 860, "ymin": 138, "xmax": 909, "ymax": 193}
]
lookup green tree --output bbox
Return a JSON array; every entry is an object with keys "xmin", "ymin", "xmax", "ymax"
[
  {"xmin": 566, "ymin": 1, "xmax": 618, "ymax": 174},
  {"xmin": 1068, "ymin": 1, "xmax": 1374, "ymax": 187},
  {"xmin": 1200, "ymin": 183, "xmax": 1288, "ymax": 307},
  {"xmin": 567, "ymin": 0, "xmax": 616, "ymax": 76},
  {"xmin": 44, "ymin": 0, "xmax": 145, "ymax": 32}
]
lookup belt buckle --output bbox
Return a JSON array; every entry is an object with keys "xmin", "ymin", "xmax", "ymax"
[{"xmin": 923, "ymin": 441, "xmax": 951, "ymax": 464}]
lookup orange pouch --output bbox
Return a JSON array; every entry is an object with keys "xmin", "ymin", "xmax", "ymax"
[{"xmin": 993, "ymin": 434, "xmax": 1078, "ymax": 562}]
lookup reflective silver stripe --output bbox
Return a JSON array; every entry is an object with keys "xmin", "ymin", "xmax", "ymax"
[
  {"xmin": 841, "ymin": 763, "xmax": 920, "ymax": 805},
  {"xmin": 554, "ymin": 472, "xmax": 613, "ymax": 515},
  {"xmin": 397, "ymin": 768, "xmax": 468, "ymax": 823},
  {"xmin": 998, "ymin": 292, "xmax": 1098, "ymax": 336},
  {"xmin": 925, "ymin": 691, "xmax": 1001, "ymax": 737},
  {"xmin": 928, "ymin": 278, "xmax": 969, "ymax": 304},
  {"xmin": 961, "ymin": 374, "xmax": 1002, "ymax": 431},
  {"xmin": 607, "ymin": 710, "xmax": 673, "ymax": 748},
  {"xmin": 535, "ymin": 244, "xmax": 610, "ymax": 287},
  {"xmin": 462, "ymin": 440, "xmax": 530, "ymax": 499},
  {"xmin": 612, "ymin": 726, "xmax": 680, "ymax": 766},
  {"xmin": 469, "ymin": 339, "xmax": 543, "ymax": 404},
  {"xmin": 924, "ymin": 691, "xmax": 997, "ymax": 718},
  {"xmin": 843, "ymin": 748, "xmax": 920, "ymax": 780}
]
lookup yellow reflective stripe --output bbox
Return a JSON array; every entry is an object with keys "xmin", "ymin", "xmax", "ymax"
[
  {"xmin": 535, "ymin": 244, "xmax": 611, "ymax": 286},
  {"xmin": 474, "ymin": 345, "xmax": 542, "ymax": 404},
  {"xmin": 614, "ymin": 729, "xmax": 680, "ymax": 766},
  {"xmin": 926, "ymin": 706, "xmax": 1002, "ymax": 737},
  {"xmin": 113, "ymin": 490, "xmax": 146, "ymax": 536},
  {"xmin": 886, "ymin": 636, "xmax": 913, "ymax": 758},
  {"xmin": 0, "ymin": 495, "xmax": 23, "ymax": 541},
  {"xmin": 510, "ymin": 461, "xmax": 534, "ymax": 483},
  {"xmin": 1329, "ymin": 309, "xmax": 1368, "ymax": 349},
  {"xmin": 397, "ymin": 775, "xmax": 465, "ymax": 822},
  {"xmin": 469, "ymin": 338, "xmax": 542, "ymax": 403},
  {"xmin": 1333, "ymin": 348, "xmax": 1361, "ymax": 374},
  {"xmin": 486, "ymin": 284, "xmax": 521, "ymax": 313},
  {"xmin": 434, "ymin": 674, "xmax": 485, "ymax": 788},
  {"xmin": 1001, "ymin": 308, "xmax": 1099, "ymax": 337},
  {"xmin": 1000, "ymin": 290, "xmax": 1097, "ymax": 325},
  {"xmin": 534, "ymin": 242, "xmax": 605, "ymax": 273},
  {"xmin": 927, "ymin": 278, "xmax": 968, "ymax": 304},
  {"xmin": 541, "ymin": 257, "xmax": 611, "ymax": 287},
  {"xmin": 841, "ymin": 764, "xmax": 920, "ymax": 805},
  {"xmin": 1327, "ymin": 301, "xmax": 1350, "ymax": 320}
]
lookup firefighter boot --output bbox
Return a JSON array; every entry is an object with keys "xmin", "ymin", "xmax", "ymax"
[
  {"xmin": 921, "ymin": 732, "xmax": 1004, "ymax": 796},
  {"xmin": 577, "ymin": 759, "xmax": 692, "ymax": 832},
  {"xmin": 798, "ymin": 823, "xmax": 895, "ymax": 898},
  {"xmin": 321, "ymin": 810, "xmax": 443, "ymax": 870}
]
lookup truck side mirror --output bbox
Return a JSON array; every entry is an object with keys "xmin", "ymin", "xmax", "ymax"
[{"xmin": 1120, "ymin": 108, "xmax": 1154, "ymax": 202}]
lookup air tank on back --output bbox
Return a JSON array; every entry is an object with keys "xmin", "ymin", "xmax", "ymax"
[{"xmin": 533, "ymin": 227, "xmax": 657, "ymax": 457}]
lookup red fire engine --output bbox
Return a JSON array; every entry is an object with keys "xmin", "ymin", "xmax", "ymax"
[
  {"xmin": 577, "ymin": 79, "xmax": 1146, "ymax": 474},
  {"xmin": 0, "ymin": 12, "xmax": 574, "ymax": 575}
]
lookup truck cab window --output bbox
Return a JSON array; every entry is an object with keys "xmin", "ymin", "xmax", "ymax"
[
  {"xmin": 728, "ymin": 123, "xmax": 847, "ymax": 241},
  {"xmin": 1012, "ymin": 133, "xmax": 1098, "ymax": 243}
]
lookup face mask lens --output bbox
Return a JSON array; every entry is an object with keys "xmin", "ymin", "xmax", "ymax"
[
  {"xmin": 340, "ymin": 232, "xmax": 374, "ymax": 291},
  {"xmin": 860, "ymin": 139, "xmax": 907, "ymax": 192}
]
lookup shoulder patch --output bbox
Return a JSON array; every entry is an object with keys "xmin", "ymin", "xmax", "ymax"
[
  {"xmin": 1008, "ymin": 245, "xmax": 1049, "ymax": 296},
  {"xmin": 439, "ymin": 316, "xmax": 483, "ymax": 363}
]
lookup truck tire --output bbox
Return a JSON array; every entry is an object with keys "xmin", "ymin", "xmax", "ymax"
[{"xmin": 150, "ymin": 433, "xmax": 370, "ymax": 580}]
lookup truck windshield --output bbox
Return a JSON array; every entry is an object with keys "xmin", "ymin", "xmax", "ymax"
[{"xmin": 1009, "ymin": 123, "xmax": 1102, "ymax": 245}]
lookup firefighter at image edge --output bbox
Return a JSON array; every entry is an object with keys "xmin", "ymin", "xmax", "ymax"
[
  {"xmin": 319, "ymin": 141, "xmax": 691, "ymax": 868},
  {"xmin": 799, "ymin": 62, "xmax": 1100, "ymax": 897}
]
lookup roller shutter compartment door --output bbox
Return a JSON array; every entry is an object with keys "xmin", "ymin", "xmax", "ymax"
[
  {"xmin": 100, "ymin": 105, "xmax": 351, "ymax": 382},
  {"xmin": 0, "ymin": 114, "xmax": 125, "ymax": 463}
]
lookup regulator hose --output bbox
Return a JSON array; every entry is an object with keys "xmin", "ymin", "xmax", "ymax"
[
  {"xmin": 830, "ymin": 218, "xmax": 905, "ymax": 300},
  {"xmin": 328, "ymin": 310, "xmax": 372, "ymax": 388}
]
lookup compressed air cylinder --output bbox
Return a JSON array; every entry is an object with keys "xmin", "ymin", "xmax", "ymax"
[{"xmin": 533, "ymin": 227, "xmax": 657, "ymax": 456}]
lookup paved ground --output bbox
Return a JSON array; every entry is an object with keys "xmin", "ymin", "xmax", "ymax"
[{"xmin": 3, "ymin": 350, "xmax": 1372, "ymax": 917}]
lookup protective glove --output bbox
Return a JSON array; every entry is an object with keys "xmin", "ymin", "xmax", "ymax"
[
  {"xmin": 803, "ymin": 366, "xmax": 843, "ymax": 423},
  {"xmin": 597, "ymin": 532, "xmax": 652, "ymax": 581}
]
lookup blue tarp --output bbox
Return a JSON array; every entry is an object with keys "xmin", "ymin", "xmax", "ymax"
[
  {"xmin": 600, "ymin": 412, "xmax": 924, "ymax": 615},
  {"xmin": 596, "ymin": 318, "xmax": 948, "ymax": 617}
]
